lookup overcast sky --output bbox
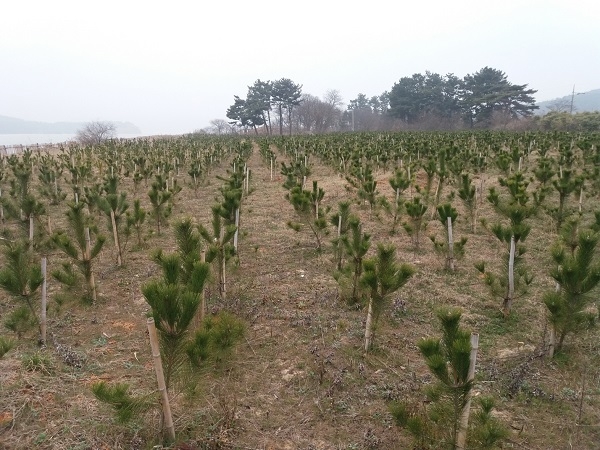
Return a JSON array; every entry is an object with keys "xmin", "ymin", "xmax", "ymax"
[{"xmin": 2, "ymin": 0, "xmax": 599, "ymax": 135}]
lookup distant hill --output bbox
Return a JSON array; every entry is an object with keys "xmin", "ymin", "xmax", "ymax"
[
  {"xmin": 0, "ymin": 115, "xmax": 141, "ymax": 134},
  {"xmin": 536, "ymin": 89, "xmax": 600, "ymax": 115}
]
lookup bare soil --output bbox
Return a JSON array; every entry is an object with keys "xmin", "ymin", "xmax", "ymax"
[{"xmin": 0, "ymin": 142, "xmax": 599, "ymax": 449}]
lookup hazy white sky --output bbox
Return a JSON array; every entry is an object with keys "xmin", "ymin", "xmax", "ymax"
[{"xmin": 2, "ymin": 0, "xmax": 599, "ymax": 135}]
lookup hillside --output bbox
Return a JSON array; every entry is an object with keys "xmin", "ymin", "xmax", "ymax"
[
  {"xmin": 0, "ymin": 115, "xmax": 141, "ymax": 134},
  {"xmin": 537, "ymin": 88, "xmax": 600, "ymax": 114}
]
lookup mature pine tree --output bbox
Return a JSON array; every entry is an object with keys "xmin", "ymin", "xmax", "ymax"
[
  {"xmin": 388, "ymin": 72, "xmax": 463, "ymax": 124},
  {"xmin": 246, "ymin": 79, "xmax": 273, "ymax": 135},
  {"xmin": 271, "ymin": 78, "xmax": 303, "ymax": 135},
  {"xmin": 462, "ymin": 67, "xmax": 538, "ymax": 127}
]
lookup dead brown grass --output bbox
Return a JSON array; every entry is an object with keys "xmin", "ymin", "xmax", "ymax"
[{"xmin": 0, "ymin": 142, "xmax": 599, "ymax": 449}]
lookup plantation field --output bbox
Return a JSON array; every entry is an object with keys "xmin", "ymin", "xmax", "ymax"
[{"xmin": 0, "ymin": 131, "xmax": 599, "ymax": 449}]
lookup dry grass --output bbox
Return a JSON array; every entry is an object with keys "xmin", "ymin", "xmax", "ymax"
[{"xmin": 0, "ymin": 141, "xmax": 599, "ymax": 449}]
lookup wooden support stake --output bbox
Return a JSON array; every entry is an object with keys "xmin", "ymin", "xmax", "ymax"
[
  {"xmin": 447, "ymin": 216, "xmax": 455, "ymax": 271},
  {"xmin": 85, "ymin": 227, "xmax": 97, "ymax": 303},
  {"xmin": 220, "ymin": 226, "xmax": 226, "ymax": 300},
  {"xmin": 233, "ymin": 208, "xmax": 240, "ymax": 253},
  {"xmin": 41, "ymin": 257, "xmax": 47, "ymax": 346},
  {"xmin": 110, "ymin": 209, "xmax": 122, "ymax": 267},
  {"xmin": 456, "ymin": 333, "xmax": 479, "ymax": 450},
  {"xmin": 29, "ymin": 214, "xmax": 34, "ymax": 251},
  {"xmin": 547, "ymin": 326, "xmax": 556, "ymax": 358},
  {"xmin": 506, "ymin": 235, "xmax": 516, "ymax": 316},
  {"xmin": 199, "ymin": 250, "xmax": 206, "ymax": 324},
  {"xmin": 147, "ymin": 318, "xmax": 176, "ymax": 442}
]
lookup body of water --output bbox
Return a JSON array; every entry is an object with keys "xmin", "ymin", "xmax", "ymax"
[{"xmin": 0, "ymin": 133, "xmax": 146, "ymax": 147}]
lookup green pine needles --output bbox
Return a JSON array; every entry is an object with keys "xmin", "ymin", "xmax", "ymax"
[
  {"xmin": 148, "ymin": 174, "xmax": 172, "ymax": 235},
  {"xmin": 91, "ymin": 382, "xmax": 152, "ymax": 424},
  {"xmin": 362, "ymin": 243, "xmax": 414, "ymax": 351},
  {"xmin": 430, "ymin": 203, "xmax": 467, "ymax": 271},
  {"xmin": 52, "ymin": 201, "xmax": 105, "ymax": 303},
  {"xmin": 390, "ymin": 309, "xmax": 507, "ymax": 449},
  {"xmin": 285, "ymin": 180, "xmax": 329, "ymax": 251},
  {"xmin": 334, "ymin": 216, "xmax": 371, "ymax": 306},
  {"xmin": 478, "ymin": 171, "xmax": 535, "ymax": 317},
  {"xmin": 544, "ymin": 222, "xmax": 600, "ymax": 355},
  {"xmin": 0, "ymin": 240, "xmax": 44, "ymax": 340}
]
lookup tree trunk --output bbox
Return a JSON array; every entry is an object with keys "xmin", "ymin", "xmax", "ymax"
[{"xmin": 278, "ymin": 105, "xmax": 283, "ymax": 136}]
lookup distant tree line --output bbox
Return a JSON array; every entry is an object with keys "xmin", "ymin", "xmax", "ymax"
[
  {"xmin": 532, "ymin": 111, "xmax": 600, "ymax": 132},
  {"xmin": 212, "ymin": 68, "xmax": 596, "ymax": 135}
]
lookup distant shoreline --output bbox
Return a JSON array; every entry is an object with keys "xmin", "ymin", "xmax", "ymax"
[{"xmin": 0, "ymin": 133, "xmax": 147, "ymax": 147}]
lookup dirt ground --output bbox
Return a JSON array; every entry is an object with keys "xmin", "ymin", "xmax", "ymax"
[{"xmin": 0, "ymin": 139, "xmax": 599, "ymax": 449}]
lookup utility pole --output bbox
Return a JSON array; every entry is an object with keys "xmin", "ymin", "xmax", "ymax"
[{"xmin": 570, "ymin": 85, "xmax": 585, "ymax": 114}]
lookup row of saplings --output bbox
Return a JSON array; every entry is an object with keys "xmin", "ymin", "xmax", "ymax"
[
  {"xmin": 279, "ymin": 169, "xmax": 508, "ymax": 448},
  {"xmin": 0, "ymin": 236, "xmax": 244, "ymax": 443},
  {"xmin": 0, "ymin": 154, "xmax": 251, "ymax": 445},
  {"xmin": 1, "ymin": 149, "xmax": 599, "ymax": 447},
  {"xmin": 284, "ymin": 146, "xmax": 600, "ymax": 338},
  {"xmin": 276, "ymin": 150, "xmax": 600, "ymax": 448}
]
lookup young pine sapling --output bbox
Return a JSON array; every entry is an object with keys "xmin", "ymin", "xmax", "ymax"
[{"xmin": 361, "ymin": 243, "xmax": 414, "ymax": 352}]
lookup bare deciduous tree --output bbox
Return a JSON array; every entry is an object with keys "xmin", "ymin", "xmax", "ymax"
[
  {"xmin": 294, "ymin": 93, "xmax": 343, "ymax": 133},
  {"xmin": 208, "ymin": 119, "xmax": 233, "ymax": 135},
  {"xmin": 324, "ymin": 89, "xmax": 344, "ymax": 108},
  {"xmin": 76, "ymin": 121, "xmax": 117, "ymax": 145},
  {"xmin": 546, "ymin": 98, "xmax": 572, "ymax": 113}
]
